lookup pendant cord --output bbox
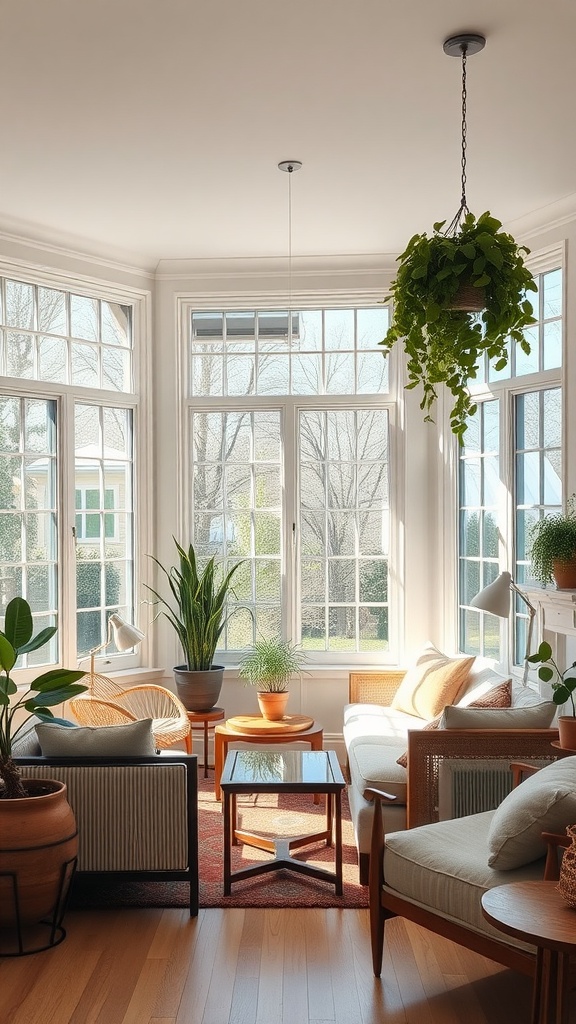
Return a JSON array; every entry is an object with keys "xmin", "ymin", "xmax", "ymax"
[
  {"xmin": 288, "ymin": 164, "xmax": 293, "ymax": 316},
  {"xmin": 445, "ymin": 42, "xmax": 470, "ymax": 236}
]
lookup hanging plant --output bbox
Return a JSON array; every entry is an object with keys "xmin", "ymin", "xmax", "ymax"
[{"xmin": 379, "ymin": 35, "xmax": 537, "ymax": 440}]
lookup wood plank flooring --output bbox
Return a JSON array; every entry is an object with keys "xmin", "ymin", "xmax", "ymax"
[{"xmin": 0, "ymin": 906, "xmax": 538, "ymax": 1024}]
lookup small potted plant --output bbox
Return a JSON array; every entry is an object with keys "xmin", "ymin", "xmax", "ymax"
[
  {"xmin": 527, "ymin": 640, "xmax": 576, "ymax": 749},
  {"xmin": 239, "ymin": 636, "xmax": 307, "ymax": 721},
  {"xmin": 0, "ymin": 596, "xmax": 87, "ymax": 943},
  {"xmin": 529, "ymin": 497, "xmax": 576, "ymax": 589},
  {"xmin": 379, "ymin": 211, "xmax": 537, "ymax": 439},
  {"xmin": 147, "ymin": 539, "xmax": 244, "ymax": 711}
]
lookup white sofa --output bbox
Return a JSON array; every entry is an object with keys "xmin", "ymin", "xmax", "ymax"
[{"xmin": 344, "ymin": 659, "xmax": 558, "ymax": 883}]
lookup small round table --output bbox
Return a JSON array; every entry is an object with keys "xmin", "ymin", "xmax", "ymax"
[
  {"xmin": 482, "ymin": 881, "xmax": 576, "ymax": 1023},
  {"xmin": 186, "ymin": 707, "xmax": 225, "ymax": 778},
  {"xmin": 214, "ymin": 715, "xmax": 324, "ymax": 801}
]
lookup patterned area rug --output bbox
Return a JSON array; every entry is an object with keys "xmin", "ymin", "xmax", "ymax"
[{"xmin": 70, "ymin": 770, "xmax": 368, "ymax": 910}]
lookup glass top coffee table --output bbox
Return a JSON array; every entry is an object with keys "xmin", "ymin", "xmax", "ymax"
[{"xmin": 220, "ymin": 749, "xmax": 346, "ymax": 896}]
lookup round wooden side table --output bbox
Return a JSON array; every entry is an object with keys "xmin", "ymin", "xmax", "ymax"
[
  {"xmin": 186, "ymin": 707, "xmax": 225, "ymax": 778},
  {"xmin": 214, "ymin": 716, "xmax": 324, "ymax": 802},
  {"xmin": 482, "ymin": 880, "xmax": 576, "ymax": 1023}
]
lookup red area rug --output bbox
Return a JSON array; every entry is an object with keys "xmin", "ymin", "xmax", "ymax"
[{"xmin": 70, "ymin": 771, "xmax": 368, "ymax": 910}]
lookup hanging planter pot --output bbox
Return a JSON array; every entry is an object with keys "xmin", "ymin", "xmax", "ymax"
[
  {"xmin": 447, "ymin": 283, "xmax": 486, "ymax": 312},
  {"xmin": 379, "ymin": 34, "xmax": 537, "ymax": 440}
]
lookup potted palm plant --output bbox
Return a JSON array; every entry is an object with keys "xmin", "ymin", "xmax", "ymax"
[
  {"xmin": 147, "ymin": 540, "xmax": 244, "ymax": 711},
  {"xmin": 239, "ymin": 636, "xmax": 307, "ymax": 721},
  {"xmin": 0, "ymin": 596, "xmax": 87, "ymax": 944},
  {"xmin": 527, "ymin": 640, "xmax": 576, "ymax": 749},
  {"xmin": 380, "ymin": 211, "xmax": 537, "ymax": 439},
  {"xmin": 529, "ymin": 497, "xmax": 576, "ymax": 589}
]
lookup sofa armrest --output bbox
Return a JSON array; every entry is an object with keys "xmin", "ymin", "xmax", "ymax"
[
  {"xmin": 405, "ymin": 727, "xmax": 559, "ymax": 829},
  {"xmin": 348, "ymin": 670, "xmax": 406, "ymax": 705}
]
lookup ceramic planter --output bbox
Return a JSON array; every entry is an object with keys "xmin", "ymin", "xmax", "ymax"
[
  {"xmin": 173, "ymin": 665, "xmax": 224, "ymax": 711},
  {"xmin": 557, "ymin": 716, "xmax": 576, "ymax": 751},
  {"xmin": 0, "ymin": 778, "xmax": 78, "ymax": 951},
  {"xmin": 257, "ymin": 691, "xmax": 289, "ymax": 721},
  {"xmin": 552, "ymin": 558, "xmax": 576, "ymax": 590}
]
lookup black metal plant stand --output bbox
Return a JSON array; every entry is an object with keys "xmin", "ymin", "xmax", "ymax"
[{"xmin": 0, "ymin": 854, "xmax": 78, "ymax": 957}]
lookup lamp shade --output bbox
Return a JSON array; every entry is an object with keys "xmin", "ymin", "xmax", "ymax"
[
  {"xmin": 470, "ymin": 571, "xmax": 512, "ymax": 618},
  {"xmin": 108, "ymin": 613, "xmax": 145, "ymax": 652}
]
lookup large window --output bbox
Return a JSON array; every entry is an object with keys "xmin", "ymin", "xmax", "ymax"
[
  {"xmin": 0, "ymin": 271, "xmax": 141, "ymax": 669},
  {"xmin": 188, "ymin": 307, "xmax": 391, "ymax": 659},
  {"xmin": 458, "ymin": 261, "xmax": 563, "ymax": 669}
]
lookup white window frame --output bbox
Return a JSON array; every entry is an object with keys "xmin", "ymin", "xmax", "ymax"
[
  {"xmin": 178, "ymin": 294, "xmax": 401, "ymax": 667},
  {"xmin": 0, "ymin": 259, "xmax": 152, "ymax": 681},
  {"xmin": 448, "ymin": 242, "xmax": 565, "ymax": 673}
]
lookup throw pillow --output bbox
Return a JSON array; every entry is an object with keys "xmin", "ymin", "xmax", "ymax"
[
  {"xmin": 487, "ymin": 756, "xmax": 576, "ymax": 869},
  {"xmin": 35, "ymin": 719, "xmax": 156, "ymax": 756},
  {"xmin": 395, "ymin": 680, "xmax": 512, "ymax": 768},
  {"xmin": 391, "ymin": 642, "xmax": 475, "ymax": 720},
  {"xmin": 440, "ymin": 699, "xmax": 556, "ymax": 730}
]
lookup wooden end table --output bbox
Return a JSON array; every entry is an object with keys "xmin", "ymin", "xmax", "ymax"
[
  {"xmin": 186, "ymin": 707, "xmax": 225, "ymax": 778},
  {"xmin": 214, "ymin": 715, "xmax": 324, "ymax": 802},
  {"xmin": 220, "ymin": 748, "xmax": 345, "ymax": 896},
  {"xmin": 482, "ymin": 881, "xmax": 576, "ymax": 1023}
]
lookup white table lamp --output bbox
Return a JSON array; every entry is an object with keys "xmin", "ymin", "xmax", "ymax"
[{"xmin": 470, "ymin": 571, "xmax": 536, "ymax": 684}]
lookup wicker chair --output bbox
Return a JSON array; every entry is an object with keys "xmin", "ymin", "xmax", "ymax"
[{"xmin": 70, "ymin": 675, "xmax": 192, "ymax": 753}]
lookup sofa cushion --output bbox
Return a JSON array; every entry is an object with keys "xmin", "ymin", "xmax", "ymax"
[
  {"xmin": 344, "ymin": 704, "xmax": 429, "ymax": 801},
  {"xmin": 487, "ymin": 755, "xmax": 576, "ymax": 869},
  {"xmin": 384, "ymin": 811, "xmax": 541, "ymax": 951},
  {"xmin": 391, "ymin": 642, "xmax": 475, "ymax": 720},
  {"xmin": 35, "ymin": 719, "xmax": 156, "ymax": 756},
  {"xmin": 440, "ymin": 700, "xmax": 556, "ymax": 730},
  {"xmin": 396, "ymin": 680, "xmax": 512, "ymax": 768}
]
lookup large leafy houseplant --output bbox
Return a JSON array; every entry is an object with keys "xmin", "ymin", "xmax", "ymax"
[
  {"xmin": 147, "ymin": 540, "xmax": 243, "ymax": 671},
  {"xmin": 529, "ymin": 497, "xmax": 576, "ymax": 587},
  {"xmin": 379, "ymin": 212, "xmax": 537, "ymax": 440},
  {"xmin": 0, "ymin": 597, "xmax": 87, "ymax": 799}
]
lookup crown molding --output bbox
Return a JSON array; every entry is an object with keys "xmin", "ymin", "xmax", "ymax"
[
  {"xmin": 506, "ymin": 192, "xmax": 576, "ymax": 243},
  {"xmin": 0, "ymin": 218, "xmax": 155, "ymax": 280}
]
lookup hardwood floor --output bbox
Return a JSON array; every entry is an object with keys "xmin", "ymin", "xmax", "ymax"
[{"xmin": 0, "ymin": 906, "xmax": 537, "ymax": 1024}]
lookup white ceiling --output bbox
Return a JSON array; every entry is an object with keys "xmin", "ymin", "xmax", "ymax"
[{"xmin": 0, "ymin": 0, "xmax": 575, "ymax": 270}]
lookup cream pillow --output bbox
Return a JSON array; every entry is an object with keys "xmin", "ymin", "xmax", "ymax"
[
  {"xmin": 391, "ymin": 642, "xmax": 475, "ymax": 720},
  {"xmin": 35, "ymin": 719, "xmax": 156, "ymax": 756},
  {"xmin": 487, "ymin": 756, "xmax": 576, "ymax": 869},
  {"xmin": 440, "ymin": 700, "xmax": 556, "ymax": 730}
]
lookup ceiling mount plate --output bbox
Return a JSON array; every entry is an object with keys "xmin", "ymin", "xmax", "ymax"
[
  {"xmin": 278, "ymin": 160, "xmax": 302, "ymax": 173},
  {"xmin": 443, "ymin": 33, "xmax": 486, "ymax": 57}
]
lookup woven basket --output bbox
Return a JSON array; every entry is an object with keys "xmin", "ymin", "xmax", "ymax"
[
  {"xmin": 448, "ymin": 283, "xmax": 486, "ymax": 312},
  {"xmin": 558, "ymin": 824, "xmax": 576, "ymax": 907}
]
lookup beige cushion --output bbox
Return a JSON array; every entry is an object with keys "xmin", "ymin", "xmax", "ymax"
[
  {"xmin": 391, "ymin": 642, "xmax": 475, "ymax": 720},
  {"xmin": 487, "ymin": 755, "xmax": 576, "ymax": 869},
  {"xmin": 35, "ymin": 719, "xmax": 156, "ymax": 756},
  {"xmin": 384, "ymin": 811, "xmax": 541, "ymax": 952},
  {"xmin": 396, "ymin": 680, "xmax": 513, "ymax": 768},
  {"xmin": 441, "ymin": 700, "xmax": 556, "ymax": 730}
]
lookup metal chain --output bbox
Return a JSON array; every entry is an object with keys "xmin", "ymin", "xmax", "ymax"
[{"xmin": 460, "ymin": 44, "xmax": 468, "ymax": 214}]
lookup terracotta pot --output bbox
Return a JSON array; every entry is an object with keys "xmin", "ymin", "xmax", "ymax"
[
  {"xmin": 557, "ymin": 716, "xmax": 576, "ymax": 752},
  {"xmin": 257, "ymin": 691, "xmax": 289, "ymax": 722},
  {"xmin": 0, "ymin": 779, "xmax": 78, "ymax": 929},
  {"xmin": 174, "ymin": 665, "xmax": 224, "ymax": 711},
  {"xmin": 558, "ymin": 824, "xmax": 576, "ymax": 907},
  {"xmin": 552, "ymin": 558, "xmax": 576, "ymax": 590},
  {"xmin": 447, "ymin": 283, "xmax": 486, "ymax": 312}
]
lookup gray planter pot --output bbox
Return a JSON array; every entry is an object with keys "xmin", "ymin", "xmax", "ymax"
[{"xmin": 173, "ymin": 665, "xmax": 224, "ymax": 712}]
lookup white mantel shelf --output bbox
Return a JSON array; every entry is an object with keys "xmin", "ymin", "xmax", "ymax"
[{"xmin": 523, "ymin": 586, "xmax": 576, "ymax": 638}]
